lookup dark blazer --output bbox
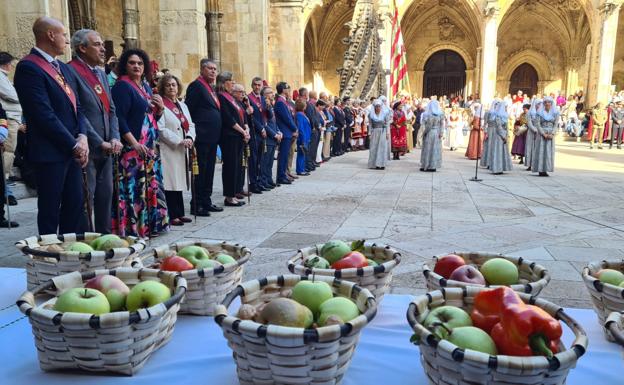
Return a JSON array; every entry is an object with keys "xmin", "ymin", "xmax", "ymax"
[
  {"xmin": 111, "ymin": 79, "xmax": 152, "ymax": 141},
  {"xmin": 305, "ymin": 101, "xmax": 320, "ymax": 130},
  {"xmin": 344, "ymin": 106, "xmax": 354, "ymax": 128},
  {"xmin": 68, "ymin": 61, "xmax": 119, "ymax": 159},
  {"xmin": 218, "ymin": 93, "xmax": 244, "ymax": 138},
  {"xmin": 263, "ymin": 98, "xmax": 279, "ymax": 144},
  {"xmin": 185, "ymin": 79, "xmax": 221, "ymax": 144},
  {"xmin": 333, "ymin": 106, "xmax": 346, "ymax": 128},
  {"xmin": 14, "ymin": 48, "xmax": 88, "ymax": 163},
  {"xmin": 248, "ymin": 93, "xmax": 266, "ymax": 137},
  {"xmin": 275, "ymin": 96, "xmax": 297, "ymax": 139}
]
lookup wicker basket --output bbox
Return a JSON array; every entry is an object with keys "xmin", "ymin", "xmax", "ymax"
[
  {"xmin": 214, "ymin": 274, "xmax": 376, "ymax": 385},
  {"xmin": 16, "ymin": 268, "xmax": 186, "ymax": 375},
  {"xmin": 605, "ymin": 311, "xmax": 624, "ymax": 347},
  {"xmin": 16, "ymin": 233, "xmax": 146, "ymax": 290},
  {"xmin": 423, "ymin": 252, "xmax": 551, "ymax": 295},
  {"xmin": 581, "ymin": 259, "xmax": 624, "ymax": 340},
  {"xmin": 134, "ymin": 240, "xmax": 250, "ymax": 315},
  {"xmin": 287, "ymin": 241, "xmax": 400, "ymax": 302},
  {"xmin": 407, "ymin": 287, "xmax": 588, "ymax": 385}
]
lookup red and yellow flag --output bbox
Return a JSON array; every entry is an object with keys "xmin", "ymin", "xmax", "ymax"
[{"xmin": 390, "ymin": 0, "xmax": 410, "ymax": 99}]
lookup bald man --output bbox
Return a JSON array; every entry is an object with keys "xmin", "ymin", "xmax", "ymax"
[{"xmin": 14, "ymin": 17, "xmax": 90, "ymax": 234}]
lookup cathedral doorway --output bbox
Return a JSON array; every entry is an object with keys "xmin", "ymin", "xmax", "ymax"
[
  {"xmin": 509, "ymin": 63, "xmax": 538, "ymax": 97},
  {"xmin": 423, "ymin": 50, "xmax": 466, "ymax": 98}
]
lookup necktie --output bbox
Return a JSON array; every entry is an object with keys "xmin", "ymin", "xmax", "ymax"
[{"xmin": 51, "ymin": 60, "xmax": 61, "ymax": 74}]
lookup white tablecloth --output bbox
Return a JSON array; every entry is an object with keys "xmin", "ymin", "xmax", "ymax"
[{"xmin": 0, "ymin": 268, "xmax": 622, "ymax": 385}]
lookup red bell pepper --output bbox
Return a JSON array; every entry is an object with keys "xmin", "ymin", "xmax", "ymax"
[
  {"xmin": 471, "ymin": 287, "xmax": 523, "ymax": 333},
  {"xmin": 331, "ymin": 251, "xmax": 369, "ymax": 269}
]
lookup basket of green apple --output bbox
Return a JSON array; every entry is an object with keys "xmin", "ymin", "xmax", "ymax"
[
  {"xmin": 581, "ymin": 259, "xmax": 624, "ymax": 341},
  {"xmin": 287, "ymin": 240, "xmax": 400, "ymax": 302},
  {"xmin": 423, "ymin": 252, "xmax": 551, "ymax": 295},
  {"xmin": 407, "ymin": 286, "xmax": 588, "ymax": 385},
  {"xmin": 16, "ymin": 233, "xmax": 146, "ymax": 290},
  {"xmin": 215, "ymin": 274, "xmax": 376, "ymax": 385},
  {"xmin": 133, "ymin": 240, "xmax": 250, "ymax": 316},
  {"xmin": 16, "ymin": 267, "xmax": 186, "ymax": 375}
]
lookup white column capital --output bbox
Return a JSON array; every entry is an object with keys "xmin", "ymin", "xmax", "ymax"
[
  {"xmin": 483, "ymin": 1, "xmax": 501, "ymax": 19},
  {"xmin": 599, "ymin": 1, "xmax": 623, "ymax": 17}
]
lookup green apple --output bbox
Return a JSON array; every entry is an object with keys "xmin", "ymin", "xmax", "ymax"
[
  {"xmin": 318, "ymin": 297, "xmax": 360, "ymax": 326},
  {"xmin": 54, "ymin": 288, "xmax": 110, "ymax": 315},
  {"xmin": 98, "ymin": 238, "xmax": 129, "ymax": 251},
  {"xmin": 68, "ymin": 242, "xmax": 94, "ymax": 253},
  {"xmin": 125, "ymin": 281, "xmax": 171, "ymax": 312},
  {"xmin": 366, "ymin": 259, "xmax": 379, "ymax": 267},
  {"xmin": 194, "ymin": 259, "xmax": 222, "ymax": 270},
  {"xmin": 480, "ymin": 258, "xmax": 519, "ymax": 286},
  {"xmin": 446, "ymin": 326, "xmax": 498, "ymax": 355},
  {"xmin": 259, "ymin": 298, "xmax": 313, "ymax": 328},
  {"xmin": 423, "ymin": 305, "xmax": 473, "ymax": 339},
  {"xmin": 320, "ymin": 240, "xmax": 352, "ymax": 265},
  {"xmin": 291, "ymin": 280, "xmax": 334, "ymax": 317},
  {"xmin": 303, "ymin": 255, "xmax": 331, "ymax": 269},
  {"xmin": 90, "ymin": 234, "xmax": 121, "ymax": 250},
  {"xmin": 619, "ymin": 281, "xmax": 624, "ymax": 288},
  {"xmin": 84, "ymin": 275, "xmax": 130, "ymax": 311},
  {"xmin": 598, "ymin": 269, "xmax": 624, "ymax": 286},
  {"xmin": 178, "ymin": 245, "xmax": 210, "ymax": 266},
  {"xmin": 214, "ymin": 253, "xmax": 237, "ymax": 265}
]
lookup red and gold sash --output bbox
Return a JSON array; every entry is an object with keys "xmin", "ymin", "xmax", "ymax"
[
  {"xmin": 196, "ymin": 76, "xmax": 220, "ymax": 109},
  {"xmin": 163, "ymin": 97, "xmax": 190, "ymax": 134},
  {"xmin": 248, "ymin": 92, "xmax": 262, "ymax": 112},
  {"xmin": 23, "ymin": 54, "xmax": 77, "ymax": 113},
  {"xmin": 277, "ymin": 95, "xmax": 294, "ymax": 116},
  {"xmin": 219, "ymin": 91, "xmax": 244, "ymax": 123},
  {"xmin": 68, "ymin": 59, "xmax": 111, "ymax": 114},
  {"xmin": 118, "ymin": 75, "xmax": 158, "ymax": 128}
]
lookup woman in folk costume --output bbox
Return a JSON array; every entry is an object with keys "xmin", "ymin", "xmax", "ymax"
[
  {"xmin": 391, "ymin": 100, "xmax": 408, "ymax": 159},
  {"xmin": 531, "ymin": 96, "xmax": 559, "ymax": 176},
  {"xmin": 111, "ymin": 49, "xmax": 169, "ymax": 237},
  {"xmin": 367, "ymin": 99, "xmax": 390, "ymax": 170},
  {"xmin": 525, "ymin": 98, "xmax": 542, "ymax": 171},
  {"xmin": 157, "ymin": 74, "xmax": 195, "ymax": 226},
  {"xmin": 465, "ymin": 102, "xmax": 484, "ymax": 160},
  {"xmin": 351, "ymin": 100, "xmax": 365, "ymax": 150},
  {"xmin": 445, "ymin": 104, "xmax": 464, "ymax": 151},
  {"xmin": 488, "ymin": 100, "xmax": 513, "ymax": 174},
  {"xmin": 420, "ymin": 100, "xmax": 444, "ymax": 172},
  {"xmin": 511, "ymin": 104, "xmax": 530, "ymax": 164},
  {"xmin": 480, "ymin": 101, "xmax": 499, "ymax": 169}
]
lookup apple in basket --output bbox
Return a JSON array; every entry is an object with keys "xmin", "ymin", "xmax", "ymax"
[
  {"xmin": 178, "ymin": 245, "xmax": 211, "ymax": 266},
  {"xmin": 85, "ymin": 275, "xmax": 130, "ymax": 311},
  {"xmin": 126, "ymin": 281, "xmax": 172, "ymax": 312},
  {"xmin": 446, "ymin": 326, "xmax": 498, "ymax": 355},
  {"xmin": 318, "ymin": 297, "xmax": 360, "ymax": 326},
  {"xmin": 422, "ymin": 305, "xmax": 473, "ymax": 339},
  {"xmin": 597, "ymin": 269, "xmax": 624, "ymax": 286},
  {"xmin": 449, "ymin": 265, "xmax": 486, "ymax": 285},
  {"xmin": 54, "ymin": 287, "xmax": 110, "ymax": 315},
  {"xmin": 67, "ymin": 242, "xmax": 94, "ymax": 253},
  {"xmin": 258, "ymin": 298, "xmax": 314, "ymax": 328},
  {"xmin": 160, "ymin": 256, "xmax": 194, "ymax": 272},
  {"xmin": 331, "ymin": 251, "xmax": 369, "ymax": 270},
  {"xmin": 480, "ymin": 258, "xmax": 519, "ymax": 286},
  {"xmin": 320, "ymin": 240, "xmax": 353, "ymax": 265},
  {"xmin": 91, "ymin": 234, "xmax": 129, "ymax": 251},
  {"xmin": 434, "ymin": 254, "xmax": 466, "ymax": 279},
  {"xmin": 291, "ymin": 280, "xmax": 334, "ymax": 317},
  {"xmin": 214, "ymin": 253, "xmax": 237, "ymax": 265}
]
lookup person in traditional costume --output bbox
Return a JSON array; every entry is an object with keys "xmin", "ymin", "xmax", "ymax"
[
  {"xmin": 511, "ymin": 104, "xmax": 530, "ymax": 164},
  {"xmin": 445, "ymin": 104, "xmax": 463, "ymax": 151},
  {"xmin": 525, "ymin": 98, "xmax": 542, "ymax": 171},
  {"xmin": 610, "ymin": 98, "xmax": 624, "ymax": 149},
  {"xmin": 367, "ymin": 99, "xmax": 389, "ymax": 170},
  {"xmin": 488, "ymin": 100, "xmax": 513, "ymax": 174},
  {"xmin": 391, "ymin": 100, "xmax": 408, "ymax": 160},
  {"xmin": 111, "ymin": 48, "xmax": 169, "ymax": 237},
  {"xmin": 531, "ymin": 96, "xmax": 559, "ymax": 177},
  {"xmin": 420, "ymin": 100, "xmax": 444, "ymax": 172},
  {"xmin": 480, "ymin": 101, "xmax": 497, "ymax": 169},
  {"xmin": 465, "ymin": 102, "xmax": 484, "ymax": 160},
  {"xmin": 590, "ymin": 102, "xmax": 607, "ymax": 150},
  {"xmin": 157, "ymin": 74, "xmax": 195, "ymax": 226}
]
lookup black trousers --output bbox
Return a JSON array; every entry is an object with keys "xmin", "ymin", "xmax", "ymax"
[
  {"xmin": 165, "ymin": 190, "xmax": 184, "ymax": 219},
  {"xmin": 413, "ymin": 124, "xmax": 420, "ymax": 147},
  {"xmin": 343, "ymin": 126, "xmax": 351, "ymax": 151},
  {"xmin": 332, "ymin": 127, "xmax": 343, "ymax": 155},
  {"xmin": 612, "ymin": 124, "xmax": 623, "ymax": 145},
  {"xmin": 220, "ymin": 134, "xmax": 243, "ymax": 198},
  {"xmin": 34, "ymin": 158, "xmax": 85, "ymax": 234},
  {"xmin": 193, "ymin": 142, "xmax": 218, "ymax": 209},
  {"xmin": 248, "ymin": 135, "xmax": 261, "ymax": 187},
  {"xmin": 306, "ymin": 129, "xmax": 319, "ymax": 170}
]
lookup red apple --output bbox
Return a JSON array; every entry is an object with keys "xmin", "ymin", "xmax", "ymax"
[
  {"xmin": 434, "ymin": 254, "xmax": 466, "ymax": 279},
  {"xmin": 84, "ymin": 275, "xmax": 130, "ymax": 311},
  {"xmin": 449, "ymin": 265, "xmax": 486, "ymax": 285},
  {"xmin": 161, "ymin": 256, "xmax": 194, "ymax": 272}
]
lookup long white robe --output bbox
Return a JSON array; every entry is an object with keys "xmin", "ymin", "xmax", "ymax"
[{"xmin": 420, "ymin": 114, "xmax": 444, "ymax": 170}]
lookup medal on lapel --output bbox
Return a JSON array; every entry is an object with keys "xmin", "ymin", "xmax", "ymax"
[
  {"xmin": 173, "ymin": 107, "xmax": 180, "ymax": 114},
  {"xmin": 94, "ymin": 84, "xmax": 103, "ymax": 94}
]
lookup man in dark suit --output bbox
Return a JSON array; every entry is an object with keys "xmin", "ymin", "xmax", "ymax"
[
  {"xmin": 332, "ymin": 98, "xmax": 346, "ymax": 156},
  {"xmin": 300, "ymin": 87, "xmax": 319, "ymax": 173},
  {"xmin": 259, "ymin": 86, "xmax": 282, "ymax": 188},
  {"xmin": 343, "ymin": 97, "xmax": 354, "ymax": 153},
  {"xmin": 185, "ymin": 58, "xmax": 224, "ymax": 216},
  {"xmin": 14, "ymin": 17, "xmax": 89, "ymax": 234},
  {"xmin": 274, "ymin": 82, "xmax": 298, "ymax": 185},
  {"xmin": 248, "ymin": 77, "xmax": 268, "ymax": 193},
  {"xmin": 68, "ymin": 29, "xmax": 121, "ymax": 233}
]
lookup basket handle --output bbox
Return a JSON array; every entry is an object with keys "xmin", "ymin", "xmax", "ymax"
[{"xmin": 605, "ymin": 312, "xmax": 624, "ymax": 347}]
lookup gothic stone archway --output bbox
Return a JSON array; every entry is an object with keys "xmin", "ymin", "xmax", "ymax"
[{"xmin": 423, "ymin": 49, "xmax": 467, "ymax": 98}]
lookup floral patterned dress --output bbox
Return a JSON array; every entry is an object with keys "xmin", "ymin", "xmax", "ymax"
[{"xmin": 391, "ymin": 109, "xmax": 408, "ymax": 154}]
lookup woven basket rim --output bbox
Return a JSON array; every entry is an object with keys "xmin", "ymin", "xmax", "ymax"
[
  {"xmin": 605, "ymin": 311, "xmax": 624, "ymax": 347},
  {"xmin": 214, "ymin": 274, "xmax": 377, "ymax": 341},
  {"xmin": 15, "ymin": 233, "xmax": 146, "ymax": 261},
  {"xmin": 407, "ymin": 287, "xmax": 588, "ymax": 371},
  {"xmin": 423, "ymin": 251, "xmax": 551, "ymax": 294},
  {"xmin": 581, "ymin": 259, "xmax": 624, "ymax": 296},
  {"xmin": 16, "ymin": 267, "xmax": 186, "ymax": 326},
  {"xmin": 135, "ymin": 240, "xmax": 251, "ymax": 275},
  {"xmin": 286, "ymin": 241, "xmax": 401, "ymax": 277}
]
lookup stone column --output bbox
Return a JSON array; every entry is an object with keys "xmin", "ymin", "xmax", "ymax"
[
  {"xmin": 206, "ymin": 0, "xmax": 223, "ymax": 67},
  {"xmin": 588, "ymin": 2, "xmax": 621, "ymax": 105},
  {"xmin": 123, "ymin": 0, "xmax": 139, "ymax": 49},
  {"xmin": 268, "ymin": 1, "xmax": 305, "ymax": 87},
  {"xmin": 465, "ymin": 69, "xmax": 474, "ymax": 97},
  {"xmin": 312, "ymin": 60, "xmax": 325, "ymax": 92},
  {"xmin": 378, "ymin": 1, "xmax": 393, "ymax": 98},
  {"xmin": 478, "ymin": 2, "xmax": 499, "ymax": 107},
  {"xmin": 159, "ymin": 0, "xmax": 207, "ymax": 84},
  {"xmin": 474, "ymin": 47, "xmax": 482, "ymax": 96},
  {"xmin": 565, "ymin": 56, "xmax": 583, "ymax": 97},
  {"xmin": 413, "ymin": 70, "xmax": 424, "ymax": 98}
]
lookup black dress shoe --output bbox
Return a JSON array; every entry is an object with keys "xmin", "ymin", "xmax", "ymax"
[
  {"xmin": 190, "ymin": 208, "xmax": 211, "ymax": 217},
  {"xmin": 277, "ymin": 179, "xmax": 292, "ymax": 185},
  {"xmin": 297, "ymin": 172, "xmax": 310, "ymax": 176},
  {"xmin": 0, "ymin": 219, "xmax": 19, "ymax": 228},
  {"xmin": 224, "ymin": 199, "xmax": 246, "ymax": 207},
  {"xmin": 314, "ymin": 162, "xmax": 321, "ymax": 167},
  {"xmin": 180, "ymin": 217, "xmax": 193, "ymax": 223},
  {"xmin": 250, "ymin": 187, "xmax": 263, "ymax": 194},
  {"xmin": 7, "ymin": 195, "xmax": 17, "ymax": 206},
  {"xmin": 207, "ymin": 204, "xmax": 224, "ymax": 212}
]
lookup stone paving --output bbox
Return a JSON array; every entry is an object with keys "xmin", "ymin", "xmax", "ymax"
[{"xmin": 2, "ymin": 138, "xmax": 624, "ymax": 308}]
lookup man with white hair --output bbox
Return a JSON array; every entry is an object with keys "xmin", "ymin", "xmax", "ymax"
[{"xmin": 68, "ymin": 28, "xmax": 121, "ymax": 233}]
